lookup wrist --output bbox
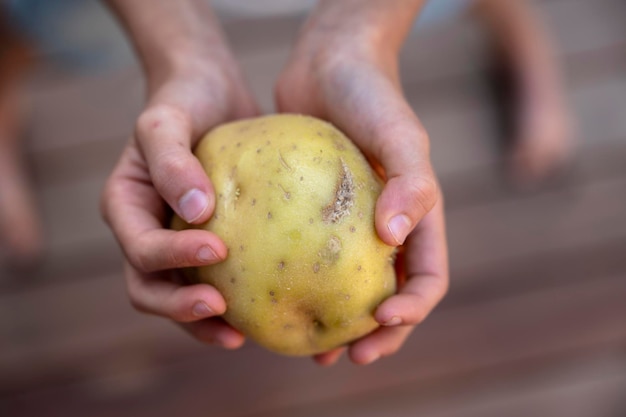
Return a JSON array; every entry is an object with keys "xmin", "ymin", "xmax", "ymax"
[
  {"xmin": 107, "ymin": 0, "xmax": 232, "ymax": 87},
  {"xmin": 303, "ymin": 0, "xmax": 425, "ymax": 55}
]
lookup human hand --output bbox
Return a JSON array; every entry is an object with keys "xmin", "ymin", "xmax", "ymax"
[
  {"xmin": 275, "ymin": 0, "xmax": 449, "ymax": 365},
  {"xmin": 102, "ymin": 1, "xmax": 258, "ymax": 348}
]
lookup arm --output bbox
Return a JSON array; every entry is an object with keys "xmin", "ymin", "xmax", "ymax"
[
  {"xmin": 472, "ymin": 0, "xmax": 572, "ymax": 183},
  {"xmin": 102, "ymin": 0, "xmax": 258, "ymax": 347}
]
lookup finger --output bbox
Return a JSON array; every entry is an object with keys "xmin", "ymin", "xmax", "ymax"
[
  {"xmin": 348, "ymin": 325, "xmax": 414, "ymax": 365},
  {"xmin": 135, "ymin": 104, "xmax": 215, "ymax": 224},
  {"xmin": 180, "ymin": 318, "xmax": 246, "ymax": 350},
  {"xmin": 374, "ymin": 134, "xmax": 439, "ymax": 246},
  {"xmin": 102, "ymin": 146, "xmax": 226, "ymax": 272},
  {"xmin": 129, "ymin": 228, "xmax": 227, "ymax": 273},
  {"xmin": 313, "ymin": 347, "xmax": 345, "ymax": 366},
  {"xmin": 125, "ymin": 263, "xmax": 226, "ymax": 322},
  {"xmin": 375, "ymin": 196, "xmax": 449, "ymax": 326},
  {"xmin": 326, "ymin": 70, "xmax": 439, "ymax": 246}
]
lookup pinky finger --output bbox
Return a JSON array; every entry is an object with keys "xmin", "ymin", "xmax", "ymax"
[
  {"xmin": 180, "ymin": 318, "xmax": 246, "ymax": 350},
  {"xmin": 347, "ymin": 325, "xmax": 414, "ymax": 365},
  {"xmin": 313, "ymin": 347, "xmax": 346, "ymax": 366}
]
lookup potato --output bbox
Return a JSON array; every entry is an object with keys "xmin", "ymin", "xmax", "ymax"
[{"xmin": 172, "ymin": 114, "xmax": 396, "ymax": 356}]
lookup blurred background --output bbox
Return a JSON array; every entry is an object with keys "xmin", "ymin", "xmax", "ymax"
[{"xmin": 1, "ymin": 0, "xmax": 626, "ymax": 416}]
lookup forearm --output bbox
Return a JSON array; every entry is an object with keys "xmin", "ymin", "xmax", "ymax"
[
  {"xmin": 106, "ymin": 0, "xmax": 230, "ymax": 86},
  {"xmin": 302, "ymin": 0, "xmax": 427, "ymax": 56},
  {"xmin": 473, "ymin": 0, "xmax": 563, "ymax": 97}
]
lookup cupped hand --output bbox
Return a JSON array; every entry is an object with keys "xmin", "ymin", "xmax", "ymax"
[
  {"xmin": 101, "ymin": 55, "xmax": 259, "ymax": 349},
  {"xmin": 276, "ymin": 16, "xmax": 449, "ymax": 365}
]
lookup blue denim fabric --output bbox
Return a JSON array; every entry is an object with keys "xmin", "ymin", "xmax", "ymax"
[
  {"xmin": 6, "ymin": 0, "xmax": 133, "ymax": 72},
  {"xmin": 418, "ymin": 0, "xmax": 474, "ymax": 28}
]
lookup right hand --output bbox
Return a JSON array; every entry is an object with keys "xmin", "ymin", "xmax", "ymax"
[{"xmin": 101, "ymin": 51, "xmax": 259, "ymax": 348}]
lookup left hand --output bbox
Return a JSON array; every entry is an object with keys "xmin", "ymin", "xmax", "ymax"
[{"xmin": 275, "ymin": 0, "xmax": 449, "ymax": 365}]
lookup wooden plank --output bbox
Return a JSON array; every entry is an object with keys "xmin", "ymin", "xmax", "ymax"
[
  {"xmin": 446, "ymin": 176, "xmax": 626, "ymax": 272},
  {"xmin": 541, "ymin": 0, "xmax": 626, "ymax": 55},
  {"xmin": 19, "ymin": 0, "xmax": 626, "ymax": 157},
  {"xmin": 25, "ymin": 68, "xmax": 143, "ymax": 152},
  {"xmin": 245, "ymin": 351, "xmax": 626, "ymax": 417},
  {"xmin": 2, "ymin": 273, "xmax": 625, "ymax": 416}
]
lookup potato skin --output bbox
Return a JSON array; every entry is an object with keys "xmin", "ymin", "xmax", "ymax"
[{"xmin": 172, "ymin": 114, "xmax": 396, "ymax": 356}]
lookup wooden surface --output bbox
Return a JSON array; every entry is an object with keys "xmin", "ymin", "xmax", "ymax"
[{"xmin": 2, "ymin": 0, "xmax": 626, "ymax": 416}]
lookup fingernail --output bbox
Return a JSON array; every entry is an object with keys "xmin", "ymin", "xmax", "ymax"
[
  {"xmin": 192, "ymin": 301, "xmax": 214, "ymax": 318},
  {"xmin": 197, "ymin": 245, "xmax": 220, "ymax": 262},
  {"xmin": 387, "ymin": 214, "xmax": 412, "ymax": 245},
  {"xmin": 382, "ymin": 316, "xmax": 402, "ymax": 326},
  {"xmin": 362, "ymin": 352, "xmax": 380, "ymax": 365},
  {"xmin": 179, "ymin": 189, "xmax": 209, "ymax": 223}
]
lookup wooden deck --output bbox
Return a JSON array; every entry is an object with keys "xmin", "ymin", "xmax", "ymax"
[{"xmin": 2, "ymin": 0, "xmax": 626, "ymax": 416}]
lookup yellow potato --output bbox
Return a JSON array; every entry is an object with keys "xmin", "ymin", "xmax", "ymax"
[{"xmin": 172, "ymin": 114, "xmax": 396, "ymax": 356}]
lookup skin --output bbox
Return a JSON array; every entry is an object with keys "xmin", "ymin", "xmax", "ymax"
[
  {"xmin": 102, "ymin": 0, "xmax": 259, "ymax": 348},
  {"xmin": 472, "ymin": 0, "xmax": 572, "ymax": 186},
  {"xmin": 275, "ymin": 0, "xmax": 449, "ymax": 365},
  {"xmin": 101, "ymin": 0, "xmax": 449, "ymax": 364},
  {"xmin": 0, "ymin": 13, "xmax": 41, "ymax": 262}
]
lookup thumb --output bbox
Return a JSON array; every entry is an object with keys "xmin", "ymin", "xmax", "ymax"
[
  {"xmin": 332, "ymin": 80, "xmax": 439, "ymax": 247},
  {"xmin": 374, "ymin": 124, "xmax": 439, "ymax": 246},
  {"xmin": 135, "ymin": 104, "xmax": 215, "ymax": 224}
]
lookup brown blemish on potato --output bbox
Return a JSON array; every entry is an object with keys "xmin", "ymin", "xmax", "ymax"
[
  {"xmin": 313, "ymin": 262, "xmax": 320, "ymax": 273},
  {"xmin": 319, "ymin": 236, "xmax": 342, "ymax": 264},
  {"xmin": 322, "ymin": 160, "xmax": 355, "ymax": 224},
  {"xmin": 277, "ymin": 261, "xmax": 285, "ymax": 270},
  {"xmin": 278, "ymin": 184, "xmax": 291, "ymax": 200},
  {"xmin": 350, "ymin": 226, "xmax": 356, "ymax": 233},
  {"xmin": 267, "ymin": 212, "xmax": 273, "ymax": 219}
]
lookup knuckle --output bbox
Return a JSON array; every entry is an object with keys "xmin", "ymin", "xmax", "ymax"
[
  {"xmin": 165, "ymin": 233, "xmax": 194, "ymax": 268},
  {"xmin": 127, "ymin": 293, "xmax": 148, "ymax": 314},
  {"xmin": 125, "ymin": 279, "xmax": 149, "ymax": 314},
  {"xmin": 166, "ymin": 296, "xmax": 190, "ymax": 322},
  {"xmin": 127, "ymin": 235, "xmax": 154, "ymax": 273},
  {"xmin": 135, "ymin": 104, "xmax": 190, "ymax": 139},
  {"xmin": 407, "ymin": 176, "xmax": 439, "ymax": 215},
  {"xmin": 99, "ymin": 178, "xmax": 114, "ymax": 225},
  {"xmin": 439, "ymin": 278, "xmax": 450, "ymax": 299},
  {"xmin": 411, "ymin": 306, "xmax": 429, "ymax": 325},
  {"xmin": 382, "ymin": 342, "xmax": 402, "ymax": 358}
]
